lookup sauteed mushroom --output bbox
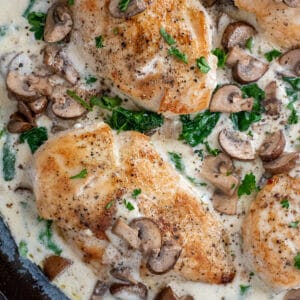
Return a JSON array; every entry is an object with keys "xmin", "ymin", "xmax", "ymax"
[
  {"xmin": 110, "ymin": 266, "xmax": 137, "ymax": 284},
  {"xmin": 17, "ymin": 101, "xmax": 35, "ymax": 124},
  {"xmin": 28, "ymin": 97, "xmax": 48, "ymax": 114},
  {"xmin": 43, "ymin": 255, "xmax": 72, "ymax": 281},
  {"xmin": 210, "ymin": 85, "xmax": 253, "ymax": 113},
  {"xmin": 155, "ymin": 287, "xmax": 194, "ymax": 300},
  {"xmin": 90, "ymin": 280, "xmax": 109, "ymax": 300},
  {"xmin": 263, "ymin": 152, "xmax": 299, "ymax": 174},
  {"xmin": 263, "ymin": 81, "xmax": 281, "ymax": 116},
  {"xmin": 44, "ymin": 3, "xmax": 73, "ymax": 43},
  {"xmin": 283, "ymin": 0, "xmax": 300, "ymax": 7},
  {"xmin": 202, "ymin": 0, "xmax": 217, "ymax": 7},
  {"xmin": 110, "ymin": 282, "xmax": 148, "ymax": 300},
  {"xmin": 7, "ymin": 113, "xmax": 34, "ymax": 133},
  {"xmin": 109, "ymin": 0, "xmax": 148, "ymax": 18},
  {"xmin": 284, "ymin": 288, "xmax": 300, "ymax": 300},
  {"xmin": 279, "ymin": 48, "xmax": 300, "ymax": 76},
  {"xmin": 212, "ymin": 190, "xmax": 238, "ymax": 215}
]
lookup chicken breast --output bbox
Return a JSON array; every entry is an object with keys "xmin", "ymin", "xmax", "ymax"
[
  {"xmin": 235, "ymin": 0, "xmax": 300, "ymax": 48},
  {"xmin": 33, "ymin": 123, "xmax": 235, "ymax": 284},
  {"xmin": 242, "ymin": 174, "xmax": 300, "ymax": 290},
  {"xmin": 71, "ymin": 0, "xmax": 216, "ymax": 115}
]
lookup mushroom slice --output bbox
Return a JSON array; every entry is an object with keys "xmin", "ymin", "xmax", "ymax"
[
  {"xmin": 28, "ymin": 97, "xmax": 48, "ymax": 114},
  {"xmin": 43, "ymin": 255, "xmax": 72, "ymax": 281},
  {"xmin": 44, "ymin": 3, "xmax": 73, "ymax": 43},
  {"xmin": 17, "ymin": 101, "xmax": 35, "ymax": 124},
  {"xmin": 110, "ymin": 266, "xmax": 137, "ymax": 284},
  {"xmin": 109, "ymin": 0, "xmax": 148, "ymax": 18},
  {"xmin": 263, "ymin": 81, "xmax": 281, "ymax": 116},
  {"xmin": 226, "ymin": 46, "xmax": 248, "ymax": 67},
  {"xmin": 202, "ymin": 0, "xmax": 217, "ymax": 7},
  {"xmin": 146, "ymin": 239, "xmax": 182, "ymax": 275},
  {"xmin": 112, "ymin": 218, "xmax": 141, "ymax": 249},
  {"xmin": 212, "ymin": 190, "xmax": 238, "ymax": 215},
  {"xmin": 201, "ymin": 153, "xmax": 239, "ymax": 196},
  {"xmin": 43, "ymin": 45, "xmax": 79, "ymax": 85},
  {"xmin": 50, "ymin": 85, "xmax": 87, "ymax": 119},
  {"xmin": 263, "ymin": 152, "xmax": 299, "ymax": 175},
  {"xmin": 129, "ymin": 218, "xmax": 162, "ymax": 255},
  {"xmin": 90, "ymin": 280, "xmax": 109, "ymax": 300},
  {"xmin": 258, "ymin": 131, "xmax": 286, "ymax": 162},
  {"xmin": 7, "ymin": 114, "xmax": 34, "ymax": 133},
  {"xmin": 110, "ymin": 282, "xmax": 148, "ymax": 300},
  {"xmin": 180, "ymin": 296, "xmax": 194, "ymax": 300},
  {"xmin": 283, "ymin": 0, "xmax": 300, "ymax": 7},
  {"xmin": 155, "ymin": 287, "xmax": 179, "ymax": 300},
  {"xmin": 279, "ymin": 48, "xmax": 300, "ymax": 76},
  {"xmin": 284, "ymin": 289, "xmax": 300, "ymax": 300},
  {"xmin": 222, "ymin": 21, "xmax": 256, "ymax": 50},
  {"xmin": 219, "ymin": 129, "xmax": 255, "ymax": 161},
  {"xmin": 210, "ymin": 85, "xmax": 253, "ymax": 113}
]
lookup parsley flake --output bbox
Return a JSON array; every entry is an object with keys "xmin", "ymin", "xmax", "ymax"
[
  {"xmin": 212, "ymin": 48, "xmax": 227, "ymax": 68},
  {"xmin": 294, "ymin": 253, "xmax": 300, "ymax": 269},
  {"xmin": 240, "ymin": 285, "xmax": 251, "ymax": 295},
  {"xmin": 281, "ymin": 199, "xmax": 289, "ymax": 209},
  {"xmin": 196, "ymin": 56, "xmax": 211, "ymax": 73},
  {"xmin": 246, "ymin": 37, "xmax": 254, "ymax": 53},
  {"xmin": 238, "ymin": 173, "xmax": 257, "ymax": 197},
  {"xmin": 168, "ymin": 152, "xmax": 184, "ymax": 172},
  {"xmin": 67, "ymin": 90, "xmax": 93, "ymax": 111},
  {"xmin": 289, "ymin": 221, "xmax": 300, "ymax": 228},
  {"xmin": 68, "ymin": 0, "xmax": 75, "ymax": 5},
  {"xmin": 168, "ymin": 47, "xmax": 188, "ymax": 64},
  {"xmin": 70, "ymin": 169, "xmax": 88, "ymax": 179},
  {"xmin": 119, "ymin": 0, "xmax": 130, "ymax": 12},
  {"xmin": 264, "ymin": 49, "xmax": 282, "ymax": 62},
  {"xmin": 95, "ymin": 35, "xmax": 104, "ymax": 48},
  {"xmin": 132, "ymin": 189, "xmax": 141, "ymax": 199},
  {"xmin": 160, "ymin": 28, "xmax": 176, "ymax": 46},
  {"xmin": 124, "ymin": 199, "xmax": 135, "ymax": 211},
  {"xmin": 204, "ymin": 142, "xmax": 221, "ymax": 156},
  {"xmin": 27, "ymin": 11, "xmax": 46, "ymax": 40},
  {"xmin": 18, "ymin": 240, "xmax": 28, "ymax": 257},
  {"xmin": 105, "ymin": 200, "xmax": 115, "ymax": 210},
  {"xmin": 85, "ymin": 75, "xmax": 97, "ymax": 84}
]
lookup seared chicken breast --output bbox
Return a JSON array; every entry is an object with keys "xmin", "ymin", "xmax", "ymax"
[
  {"xmin": 235, "ymin": 0, "xmax": 300, "ymax": 48},
  {"xmin": 242, "ymin": 175, "xmax": 300, "ymax": 290},
  {"xmin": 71, "ymin": 0, "xmax": 216, "ymax": 115},
  {"xmin": 33, "ymin": 123, "xmax": 235, "ymax": 284}
]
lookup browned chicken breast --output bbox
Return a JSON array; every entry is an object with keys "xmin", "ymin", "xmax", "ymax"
[
  {"xmin": 235, "ymin": 0, "xmax": 300, "ymax": 48},
  {"xmin": 71, "ymin": 0, "xmax": 216, "ymax": 115},
  {"xmin": 33, "ymin": 123, "xmax": 235, "ymax": 284},
  {"xmin": 242, "ymin": 175, "xmax": 300, "ymax": 290}
]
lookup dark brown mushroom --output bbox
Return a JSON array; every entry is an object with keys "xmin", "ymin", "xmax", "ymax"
[
  {"xmin": 109, "ymin": 0, "xmax": 148, "ymax": 18},
  {"xmin": 146, "ymin": 239, "xmax": 182, "ymax": 275},
  {"xmin": 284, "ymin": 288, "xmax": 300, "ymax": 300},
  {"xmin": 155, "ymin": 287, "xmax": 179, "ymax": 300},
  {"xmin": 279, "ymin": 48, "xmax": 300, "ymax": 76},
  {"xmin": 129, "ymin": 218, "xmax": 162, "ymax": 256},
  {"xmin": 212, "ymin": 190, "xmax": 238, "ymax": 215},
  {"xmin": 7, "ymin": 115, "xmax": 34, "ymax": 133},
  {"xmin": 180, "ymin": 296, "xmax": 194, "ymax": 300},
  {"xmin": 201, "ymin": 153, "xmax": 239, "ymax": 196},
  {"xmin": 17, "ymin": 102, "xmax": 35, "ymax": 124},
  {"xmin": 283, "ymin": 0, "xmax": 300, "ymax": 7},
  {"xmin": 90, "ymin": 280, "xmax": 109, "ymax": 300},
  {"xmin": 263, "ymin": 81, "xmax": 281, "ymax": 116},
  {"xmin": 110, "ymin": 266, "xmax": 137, "ymax": 284},
  {"xmin": 202, "ymin": 0, "xmax": 217, "ymax": 7},
  {"xmin": 210, "ymin": 85, "xmax": 253, "ymax": 113},
  {"xmin": 219, "ymin": 129, "xmax": 255, "ymax": 161},
  {"xmin": 44, "ymin": 3, "xmax": 73, "ymax": 43},
  {"xmin": 112, "ymin": 218, "xmax": 140, "ymax": 249},
  {"xmin": 258, "ymin": 131, "xmax": 286, "ymax": 162},
  {"xmin": 43, "ymin": 255, "xmax": 72, "ymax": 281},
  {"xmin": 222, "ymin": 21, "xmax": 256, "ymax": 50},
  {"xmin": 28, "ymin": 97, "xmax": 48, "ymax": 114},
  {"xmin": 43, "ymin": 45, "xmax": 79, "ymax": 85},
  {"xmin": 110, "ymin": 282, "xmax": 148, "ymax": 300},
  {"xmin": 263, "ymin": 152, "xmax": 299, "ymax": 174}
]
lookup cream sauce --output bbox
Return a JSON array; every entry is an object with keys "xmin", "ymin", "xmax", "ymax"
[{"xmin": 0, "ymin": 0, "xmax": 299, "ymax": 299}]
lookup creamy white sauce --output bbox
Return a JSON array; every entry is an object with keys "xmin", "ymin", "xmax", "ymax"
[{"xmin": 0, "ymin": 0, "xmax": 299, "ymax": 299}]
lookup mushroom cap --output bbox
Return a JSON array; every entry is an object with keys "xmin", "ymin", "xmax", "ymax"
[
  {"xmin": 219, "ymin": 129, "xmax": 255, "ymax": 161},
  {"xmin": 90, "ymin": 280, "xmax": 108, "ymax": 300},
  {"xmin": 212, "ymin": 190, "xmax": 238, "ymax": 215},
  {"xmin": 28, "ymin": 97, "xmax": 48, "ymax": 114},
  {"xmin": 222, "ymin": 21, "xmax": 256, "ymax": 50},
  {"xmin": 110, "ymin": 266, "xmax": 137, "ymax": 284},
  {"xmin": 44, "ymin": 3, "xmax": 73, "ymax": 43},
  {"xmin": 263, "ymin": 152, "xmax": 299, "ymax": 175},
  {"xmin": 109, "ymin": 282, "xmax": 148, "ymax": 300},
  {"xmin": 109, "ymin": 0, "xmax": 148, "ymax": 18},
  {"xmin": 17, "ymin": 101, "xmax": 35, "ymax": 124},
  {"xmin": 284, "ymin": 288, "xmax": 300, "ymax": 300},
  {"xmin": 258, "ymin": 131, "xmax": 286, "ymax": 162},
  {"xmin": 43, "ymin": 255, "xmax": 72, "ymax": 281},
  {"xmin": 210, "ymin": 84, "xmax": 253, "ymax": 113},
  {"xmin": 279, "ymin": 48, "xmax": 300, "ymax": 76},
  {"xmin": 263, "ymin": 81, "xmax": 281, "ymax": 116},
  {"xmin": 7, "ymin": 118, "xmax": 34, "ymax": 133},
  {"xmin": 283, "ymin": 0, "xmax": 300, "ymax": 7},
  {"xmin": 146, "ymin": 239, "xmax": 182, "ymax": 275},
  {"xmin": 129, "ymin": 218, "xmax": 162, "ymax": 255},
  {"xmin": 154, "ymin": 287, "xmax": 179, "ymax": 300}
]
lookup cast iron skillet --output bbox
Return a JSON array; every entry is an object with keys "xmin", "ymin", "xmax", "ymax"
[{"xmin": 0, "ymin": 217, "xmax": 70, "ymax": 300}]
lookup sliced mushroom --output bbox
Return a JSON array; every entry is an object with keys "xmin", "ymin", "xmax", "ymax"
[
  {"xmin": 7, "ymin": 114, "xmax": 34, "ymax": 133},
  {"xmin": 226, "ymin": 46, "xmax": 248, "ymax": 67},
  {"xmin": 180, "ymin": 296, "xmax": 194, "ymax": 300},
  {"xmin": 146, "ymin": 239, "xmax": 182, "ymax": 275},
  {"xmin": 222, "ymin": 21, "xmax": 256, "ymax": 50},
  {"xmin": 258, "ymin": 131, "xmax": 286, "ymax": 162},
  {"xmin": 112, "ymin": 218, "xmax": 141, "ymax": 249},
  {"xmin": 219, "ymin": 129, "xmax": 255, "ymax": 161},
  {"xmin": 129, "ymin": 218, "xmax": 162, "ymax": 256},
  {"xmin": 44, "ymin": 3, "xmax": 73, "ymax": 43},
  {"xmin": 263, "ymin": 81, "xmax": 281, "ymax": 116},
  {"xmin": 210, "ymin": 85, "xmax": 253, "ymax": 113},
  {"xmin": 284, "ymin": 288, "xmax": 300, "ymax": 300},
  {"xmin": 28, "ymin": 97, "xmax": 48, "ymax": 114},
  {"xmin": 43, "ymin": 45, "xmax": 79, "ymax": 85},
  {"xmin": 202, "ymin": 0, "xmax": 217, "ymax": 7},
  {"xmin": 90, "ymin": 280, "xmax": 109, "ymax": 300},
  {"xmin": 212, "ymin": 190, "xmax": 238, "ymax": 215},
  {"xmin": 263, "ymin": 152, "xmax": 299, "ymax": 174},
  {"xmin": 109, "ymin": 0, "xmax": 148, "ymax": 18},
  {"xmin": 50, "ymin": 85, "xmax": 86, "ymax": 119},
  {"xmin": 17, "ymin": 101, "xmax": 35, "ymax": 124},
  {"xmin": 43, "ymin": 255, "xmax": 72, "ymax": 281},
  {"xmin": 110, "ymin": 266, "xmax": 137, "ymax": 284},
  {"xmin": 201, "ymin": 153, "xmax": 239, "ymax": 196},
  {"xmin": 279, "ymin": 48, "xmax": 300, "ymax": 76},
  {"xmin": 110, "ymin": 282, "xmax": 148, "ymax": 300},
  {"xmin": 155, "ymin": 287, "xmax": 179, "ymax": 300},
  {"xmin": 283, "ymin": 0, "xmax": 300, "ymax": 7}
]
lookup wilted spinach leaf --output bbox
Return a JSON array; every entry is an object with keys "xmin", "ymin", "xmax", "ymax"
[
  {"xmin": 39, "ymin": 220, "xmax": 62, "ymax": 255},
  {"xmin": 20, "ymin": 127, "xmax": 48, "ymax": 153},
  {"xmin": 2, "ymin": 138, "xmax": 16, "ymax": 181},
  {"xmin": 27, "ymin": 12, "xmax": 46, "ymax": 40},
  {"xmin": 283, "ymin": 77, "xmax": 300, "ymax": 125},
  {"xmin": 23, "ymin": 0, "xmax": 36, "ymax": 18}
]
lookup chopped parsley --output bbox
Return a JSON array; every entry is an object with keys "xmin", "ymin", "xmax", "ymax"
[
  {"xmin": 119, "ymin": 0, "xmax": 130, "ymax": 12},
  {"xmin": 19, "ymin": 127, "xmax": 48, "ymax": 154},
  {"xmin": 288, "ymin": 108, "xmax": 298, "ymax": 125},
  {"xmin": 85, "ymin": 75, "xmax": 97, "ymax": 84},
  {"xmin": 238, "ymin": 173, "xmax": 257, "ymax": 197},
  {"xmin": 23, "ymin": 0, "xmax": 36, "ymax": 18},
  {"xmin": 68, "ymin": 0, "xmax": 75, "ymax": 5},
  {"xmin": 168, "ymin": 152, "xmax": 184, "ymax": 172},
  {"xmin": 18, "ymin": 240, "xmax": 28, "ymax": 257},
  {"xmin": 2, "ymin": 137, "xmax": 16, "ymax": 182},
  {"xmin": 27, "ymin": 12, "xmax": 46, "ymax": 40},
  {"xmin": 264, "ymin": 49, "xmax": 282, "ymax": 62},
  {"xmin": 67, "ymin": 90, "xmax": 93, "ymax": 111},
  {"xmin": 105, "ymin": 200, "xmax": 115, "ymax": 210},
  {"xmin": 95, "ymin": 35, "xmax": 104, "ymax": 48},
  {"xmin": 212, "ymin": 48, "xmax": 227, "ymax": 68},
  {"xmin": 39, "ymin": 220, "xmax": 62, "ymax": 256},
  {"xmin": 187, "ymin": 176, "xmax": 207, "ymax": 186},
  {"xmin": 294, "ymin": 253, "xmax": 300, "ymax": 269},
  {"xmin": 124, "ymin": 199, "xmax": 135, "ymax": 211},
  {"xmin": 90, "ymin": 95, "xmax": 122, "ymax": 110},
  {"xmin": 0, "ymin": 25, "xmax": 8, "ymax": 38},
  {"xmin": 283, "ymin": 77, "xmax": 300, "ymax": 125},
  {"xmin": 240, "ymin": 285, "xmax": 251, "ymax": 295},
  {"xmin": 280, "ymin": 199, "xmax": 289, "ymax": 209},
  {"xmin": 196, "ymin": 56, "xmax": 211, "ymax": 73},
  {"xmin": 289, "ymin": 221, "xmax": 300, "ymax": 228},
  {"xmin": 168, "ymin": 47, "xmax": 188, "ymax": 64},
  {"xmin": 246, "ymin": 37, "xmax": 254, "ymax": 53},
  {"xmin": 159, "ymin": 28, "xmax": 176, "ymax": 46},
  {"xmin": 179, "ymin": 111, "xmax": 220, "ymax": 147},
  {"xmin": 204, "ymin": 142, "xmax": 221, "ymax": 156},
  {"xmin": 132, "ymin": 189, "xmax": 141, "ymax": 199},
  {"xmin": 70, "ymin": 169, "xmax": 88, "ymax": 179}
]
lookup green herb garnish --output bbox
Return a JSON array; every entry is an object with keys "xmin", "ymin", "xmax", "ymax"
[
  {"xmin": 281, "ymin": 199, "xmax": 289, "ymax": 209},
  {"xmin": 132, "ymin": 189, "xmax": 141, "ymax": 199},
  {"xmin": 294, "ymin": 253, "xmax": 300, "ymax": 269},
  {"xmin": 289, "ymin": 221, "xmax": 300, "ymax": 228},
  {"xmin": 196, "ymin": 56, "xmax": 211, "ymax": 73},
  {"xmin": 240, "ymin": 285, "xmax": 251, "ymax": 295},
  {"xmin": 0, "ymin": 25, "xmax": 8, "ymax": 38},
  {"xmin": 204, "ymin": 142, "xmax": 221, "ymax": 156},
  {"xmin": 238, "ymin": 173, "xmax": 257, "ymax": 197},
  {"xmin": 105, "ymin": 200, "xmax": 115, "ymax": 210},
  {"xmin": 124, "ymin": 199, "xmax": 135, "ymax": 211},
  {"xmin": 168, "ymin": 152, "xmax": 184, "ymax": 172},
  {"xmin": 168, "ymin": 47, "xmax": 188, "ymax": 64},
  {"xmin": 23, "ymin": 0, "xmax": 36, "ymax": 18},
  {"xmin": 27, "ymin": 11, "xmax": 46, "ymax": 40},
  {"xmin": 85, "ymin": 75, "xmax": 97, "ymax": 84},
  {"xmin": 2, "ymin": 138, "xmax": 16, "ymax": 181},
  {"xmin": 67, "ymin": 90, "xmax": 93, "ymax": 111},
  {"xmin": 18, "ymin": 240, "xmax": 28, "ymax": 257},
  {"xmin": 70, "ymin": 169, "xmax": 88, "ymax": 179},
  {"xmin": 68, "ymin": 0, "xmax": 75, "ymax": 5},
  {"xmin": 39, "ymin": 220, "xmax": 62, "ymax": 255},
  {"xmin": 19, "ymin": 127, "xmax": 48, "ymax": 154},
  {"xmin": 283, "ymin": 77, "xmax": 300, "ymax": 125},
  {"xmin": 95, "ymin": 35, "xmax": 104, "ymax": 48},
  {"xmin": 119, "ymin": 0, "xmax": 130, "ymax": 12},
  {"xmin": 212, "ymin": 48, "xmax": 227, "ymax": 68},
  {"xmin": 160, "ymin": 28, "xmax": 176, "ymax": 46},
  {"xmin": 90, "ymin": 95, "xmax": 122, "ymax": 110},
  {"xmin": 246, "ymin": 37, "xmax": 254, "ymax": 53},
  {"xmin": 264, "ymin": 49, "xmax": 282, "ymax": 62}
]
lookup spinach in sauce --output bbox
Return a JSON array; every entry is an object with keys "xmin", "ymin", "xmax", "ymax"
[
  {"xmin": 19, "ymin": 127, "xmax": 48, "ymax": 154},
  {"xmin": 2, "ymin": 136, "xmax": 16, "ymax": 182},
  {"xmin": 39, "ymin": 220, "xmax": 62, "ymax": 256}
]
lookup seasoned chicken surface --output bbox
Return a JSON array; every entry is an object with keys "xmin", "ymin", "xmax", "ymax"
[
  {"xmin": 33, "ymin": 123, "xmax": 235, "ymax": 284},
  {"xmin": 71, "ymin": 0, "xmax": 216, "ymax": 115},
  {"xmin": 242, "ymin": 175, "xmax": 300, "ymax": 290},
  {"xmin": 235, "ymin": 0, "xmax": 300, "ymax": 48}
]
